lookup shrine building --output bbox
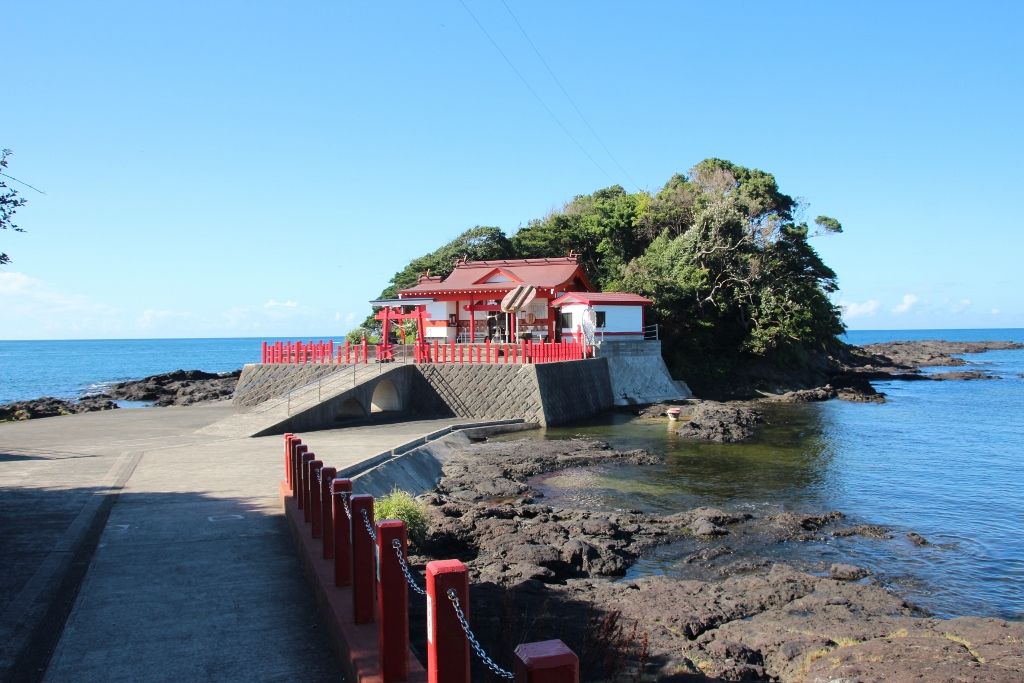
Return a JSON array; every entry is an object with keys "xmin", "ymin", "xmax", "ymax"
[{"xmin": 393, "ymin": 254, "xmax": 653, "ymax": 344}]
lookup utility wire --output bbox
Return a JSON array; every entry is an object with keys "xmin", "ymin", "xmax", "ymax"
[
  {"xmin": 499, "ymin": 0, "xmax": 641, "ymax": 192},
  {"xmin": 456, "ymin": 0, "xmax": 616, "ymax": 185},
  {"xmin": 0, "ymin": 173, "xmax": 46, "ymax": 195}
]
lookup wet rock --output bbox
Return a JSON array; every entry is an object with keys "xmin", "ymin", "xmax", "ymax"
[
  {"xmin": 772, "ymin": 385, "xmax": 838, "ymax": 402},
  {"xmin": 0, "ymin": 395, "xmax": 119, "ymax": 421},
  {"xmin": 830, "ymin": 563, "xmax": 871, "ymax": 581},
  {"xmin": 832, "ymin": 523, "xmax": 893, "ymax": 540},
  {"xmin": 860, "ymin": 340, "xmax": 1022, "ymax": 368},
  {"xmin": 907, "ymin": 531, "xmax": 930, "ymax": 546},
  {"xmin": 108, "ymin": 369, "xmax": 240, "ymax": 406},
  {"xmin": 930, "ymin": 370, "xmax": 999, "ymax": 381},
  {"xmin": 676, "ymin": 401, "xmax": 763, "ymax": 442}
]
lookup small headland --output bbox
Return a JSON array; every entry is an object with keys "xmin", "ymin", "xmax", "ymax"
[
  {"xmin": 0, "ymin": 369, "xmax": 241, "ymax": 421},
  {"xmin": 407, "ymin": 437, "xmax": 1024, "ymax": 681}
]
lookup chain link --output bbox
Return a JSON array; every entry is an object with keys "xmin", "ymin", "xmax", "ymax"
[
  {"xmin": 360, "ymin": 508, "xmax": 377, "ymax": 543},
  {"xmin": 337, "ymin": 491, "xmax": 352, "ymax": 519},
  {"xmin": 391, "ymin": 539, "xmax": 426, "ymax": 596},
  {"xmin": 445, "ymin": 588, "xmax": 514, "ymax": 679}
]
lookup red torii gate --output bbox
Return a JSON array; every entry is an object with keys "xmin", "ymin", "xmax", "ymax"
[{"xmin": 372, "ymin": 299, "xmax": 430, "ymax": 362}]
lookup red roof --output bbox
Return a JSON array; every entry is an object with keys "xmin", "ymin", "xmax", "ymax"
[
  {"xmin": 399, "ymin": 256, "xmax": 595, "ymax": 296},
  {"xmin": 550, "ymin": 292, "xmax": 652, "ymax": 307}
]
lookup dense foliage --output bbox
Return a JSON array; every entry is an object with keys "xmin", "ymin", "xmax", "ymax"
[
  {"xmin": 1, "ymin": 149, "xmax": 28, "ymax": 267},
  {"xmin": 368, "ymin": 159, "xmax": 845, "ymax": 387}
]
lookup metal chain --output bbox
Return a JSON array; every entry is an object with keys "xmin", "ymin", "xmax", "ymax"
[
  {"xmin": 445, "ymin": 588, "xmax": 514, "ymax": 679},
  {"xmin": 337, "ymin": 491, "xmax": 352, "ymax": 519},
  {"xmin": 391, "ymin": 539, "xmax": 426, "ymax": 596},
  {"xmin": 360, "ymin": 508, "xmax": 377, "ymax": 543}
]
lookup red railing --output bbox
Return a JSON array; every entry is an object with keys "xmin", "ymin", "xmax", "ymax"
[
  {"xmin": 283, "ymin": 434, "xmax": 580, "ymax": 682},
  {"xmin": 261, "ymin": 339, "xmax": 590, "ymax": 365}
]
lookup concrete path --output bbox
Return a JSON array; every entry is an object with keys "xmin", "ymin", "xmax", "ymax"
[{"xmin": 0, "ymin": 403, "xmax": 467, "ymax": 682}]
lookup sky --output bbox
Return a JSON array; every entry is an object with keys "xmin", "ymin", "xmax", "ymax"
[{"xmin": 3, "ymin": 1, "xmax": 1022, "ymax": 340}]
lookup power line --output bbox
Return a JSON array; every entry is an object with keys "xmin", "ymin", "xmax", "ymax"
[
  {"xmin": 0, "ymin": 172, "xmax": 46, "ymax": 195},
  {"xmin": 456, "ymin": 0, "xmax": 616, "ymax": 185},
  {"xmin": 499, "ymin": 0, "xmax": 642, "ymax": 192}
]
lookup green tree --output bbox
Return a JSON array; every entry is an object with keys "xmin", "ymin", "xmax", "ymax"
[{"xmin": 0, "ymin": 149, "xmax": 28, "ymax": 266}]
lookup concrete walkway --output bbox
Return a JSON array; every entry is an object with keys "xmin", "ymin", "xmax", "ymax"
[{"xmin": 0, "ymin": 403, "xmax": 469, "ymax": 682}]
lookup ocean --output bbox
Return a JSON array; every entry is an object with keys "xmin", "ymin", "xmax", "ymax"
[{"xmin": 2, "ymin": 330, "xmax": 1022, "ymax": 620}]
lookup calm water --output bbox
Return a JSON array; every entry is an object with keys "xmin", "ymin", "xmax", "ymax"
[
  {"xmin": 0, "ymin": 337, "xmax": 314, "ymax": 404},
  {"xmin": 509, "ymin": 329, "xmax": 1024, "ymax": 620}
]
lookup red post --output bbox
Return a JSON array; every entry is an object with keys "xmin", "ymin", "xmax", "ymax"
[
  {"xmin": 426, "ymin": 559, "xmax": 470, "ymax": 683},
  {"xmin": 361, "ymin": 338, "xmax": 369, "ymax": 363},
  {"xmin": 320, "ymin": 467, "xmax": 336, "ymax": 558},
  {"xmin": 303, "ymin": 458, "xmax": 319, "ymax": 528},
  {"xmin": 298, "ymin": 450, "xmax": 313, "ymax": 511},
  {"xmin": 433, "ymin": 340, "xmax": 439, "ymax": 364},
  {"xmin": 450, "ymin": 340, "xmax": 455, "ymax": 365},
  {"xmin": 485, "ymin": 338, "xmax": 491, "ymax": 363},
  {"xmin": 262, "ymin": 341, "xmax": 268, "ymax": 363},
  {"xmin": 292, "ymin": 442, "xmax": 306, "ymax": 499},
  {"xmin": 328, "ymin": 340, "xmax": 335, "ymax": 363},
  {"xmin": 283, "ymin": 433, "xmax": 295, "ymax": 488},
  {"xmin": 308, "ymin": 460, "xmax": 323, "ymax": 530},
  {"xmin": 514, "ymin": 640, "xmax": 579, "ymax": 683},
  {"xmin": 350, "ymin": 494, "xmax": 376, "ymax": 624},
  {"xmin": 521, "ymin": 340, "xmax": 528, "ymax": 364},
  {"xmin": 377, "ymin": 521, "xmax": 410, "ymax": 682},
  {"xmin": 332, "ymin": 478, "xmax": 353, "ymax": 586}
]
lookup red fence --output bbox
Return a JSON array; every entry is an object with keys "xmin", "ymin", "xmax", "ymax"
[
  {"xmin": 283, "ymin": 433, "xmax": 580, "ymax": 683},
  {"xmin": 261, "ymin": 339, "xmax": 589, "ymax": 365}
]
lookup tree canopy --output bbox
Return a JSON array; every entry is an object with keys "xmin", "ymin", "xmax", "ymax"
[
  {"xmin": 0, "ymin": 149, "xmax": 28, "ymax": 267},
  {"xmin": 366, "ymin": 159, "xmax": 845, "ymax": 386}
]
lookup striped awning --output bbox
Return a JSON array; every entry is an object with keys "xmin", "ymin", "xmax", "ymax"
[{"xmin": 500, "ymin": 285, "xmax": 537, "ymax": 312}]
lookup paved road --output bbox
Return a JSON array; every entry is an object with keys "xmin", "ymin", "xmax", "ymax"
[{"xmin": 0, "ymin": 403, "xmax": 464, "ymax": 682}]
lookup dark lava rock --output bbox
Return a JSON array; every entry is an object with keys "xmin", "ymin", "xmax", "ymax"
[
  {"xmin": 907, "ymin": 531, "xmax": 930, "ymax": 546},
  {"xmin": 833, "ymin": 524, "xmax": 893, "ymax": 540},
  {"xmin": 860, "ymin": 340, "xmax": 1022, "ymax": 368},
  {"xmin": 830, "ymin": 563, "xmax": 871, "ymax": 581},
  {"xmin": 107, "ymin": 368, "xmax": 240, "ymax": 406},
  {"xmin": 676, "ymin": 401, "xmax": 762, "ymax": 442},
  {"xmin": 930, "ymin": 370, "xmax": 999, "ymax": 381},
  {"xmin": 773, "ymin": 385, "xmax": 838, "ymax": 402},
  {"xmin": 0, "ymin": 395, "xmax": 119, "ymax": 421}
]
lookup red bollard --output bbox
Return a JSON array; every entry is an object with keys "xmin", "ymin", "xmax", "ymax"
[
  {"xmin": 320, "ymin": 467, "xmax": 336, "ymax": 558},
  {"xmin": 283, "ymin": 433, "xmax": 295, "ymax": 488},
  {"xmin": 291, "ymin": 441, "xmax": 306, "ymax": 497},
  {"xmin": 309, "ymin": 460, "xmax": 323, "ymax": 537},
  {"xmin": 350, "ymin": 494, "xmax": 376, "ymax": 624},
  {"xmin": 426, "ymin": 559, "xmax": 470, "ymax": 683},
  {"xmin": 332, "ymin": 478, "xmax": 353, "ymax": 586},
  {"xmin": 297, "ymin": 447, "xmax": 311, "ymax": 508},
  {"xmin": 300, "ymin": 451, "xmax": 314, "ymax": 517},
  {"xmin": 377, "ymin": 520, "xmax": 410, "ymax": 682},
  {"xmin": 514, "ymin": 640, "xmax": 579, "ymax": 683},
  {"xmin": 306, "ymin": 459, "xmax": 321, "ymax": 526}
]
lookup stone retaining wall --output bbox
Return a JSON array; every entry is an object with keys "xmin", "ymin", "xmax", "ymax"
[{"xmin": 233, "ymin": 363, "xmax": 350, "ymax": 408}]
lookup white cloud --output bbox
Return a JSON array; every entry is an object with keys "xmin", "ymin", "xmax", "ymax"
[
  {"xmin": 840, "ymin": 299, "xmax": 880, "ymax": 319},
  {"xmin": 992, "ymin": 308, "xmax": 1001, "ymax": 315},
  {"xmin": 136, "ymin": 309, "xmax": 192, "ymax": 329},
  {"xmin": 892, "ymin": 294, "xmax": 919, "ymax": 314},
  {"xmin": 264, "ymin": 299, "xmax": 299, "ymax": 309}
]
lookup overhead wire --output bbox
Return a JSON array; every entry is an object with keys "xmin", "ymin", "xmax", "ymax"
[
  {"xmin": 456, "ymin": 0, "xmax": 616, "ymax": 185},
  {"xmin": 498, "ymin": 0, "xmax": 642, "ymax": 192}
]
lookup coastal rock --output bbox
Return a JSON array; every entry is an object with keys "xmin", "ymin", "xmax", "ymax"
[
  {"xmin": 406, "ymin": 438, "xmax": 1024, "ymax": 682},
  {"xmin": 772, "ymin": 385, "xmax": 838, "ymax": 403},
  {"xmin": 930, "ymin": 370, "xmax": 999, "ymax": 381},
  {"xmin": 859, "ymin": 340, "xmax": 1022, "ymax": 368},
  {"xmin": 830, "ymin": 563, "xmax": 871, "ymax": 581},
  {"xmin": 832, "ymin": 523, "xmax": 893, "ymax": 540},
  {"xmin": 676, "ymin": 401, "xmax": 762, "ymax": 442},
  {"xmin": 108, "ymin": 369, "xmax": 241, "ymax": 406},
  {"xmin": 907, "ymin": 531, "xmax": 930, "ymax": 546},
  {"xmin": 0, "ymin": 395, "xmax": 119, "ymax": 421}
]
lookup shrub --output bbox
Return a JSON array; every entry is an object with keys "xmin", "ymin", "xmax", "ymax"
[{"xmin": 375, "ymin": 488, "xmax": 429, "ymax": 547}]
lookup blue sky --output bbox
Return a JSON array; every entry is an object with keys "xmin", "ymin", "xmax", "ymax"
[{"xmin": 3, "ymin": 1, "xmax": 1021, "ymax": 339}]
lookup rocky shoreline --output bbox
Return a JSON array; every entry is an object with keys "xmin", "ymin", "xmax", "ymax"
[
  {"xmin": 408, "ymin": 438, "xmax": 1024, "ymax": 681},
  {"xmin": 0, "ymin": 369, "xmax": 240, "ymax": 421}
]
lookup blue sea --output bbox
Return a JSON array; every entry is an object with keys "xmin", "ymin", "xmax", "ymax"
[{"xmin": 2, "ymin": 330, "xmax": 1023, "ymax": 619}]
